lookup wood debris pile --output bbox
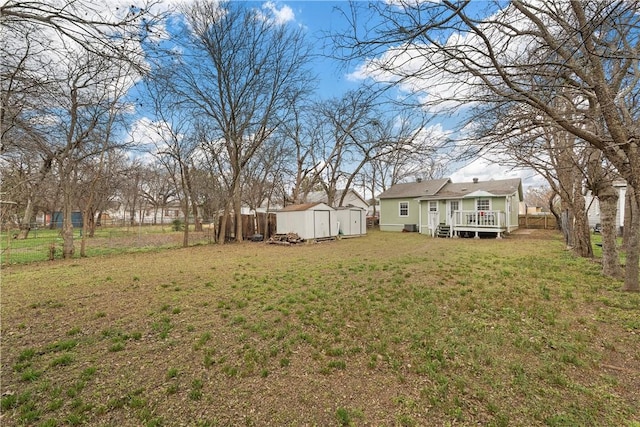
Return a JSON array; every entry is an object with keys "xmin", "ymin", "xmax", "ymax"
[{"xmin": 267, "ymin": 233, "xmax": 304, "ymax": 245}]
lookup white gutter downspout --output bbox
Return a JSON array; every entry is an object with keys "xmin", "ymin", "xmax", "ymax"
[{"xmin": 418, "ymin": 200, "xmax": 422, "ymax": 234}]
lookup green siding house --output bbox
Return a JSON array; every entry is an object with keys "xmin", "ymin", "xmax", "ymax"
[{"xmin": 378, "ymin": 177, "xmax": 523, "ymax": 238}]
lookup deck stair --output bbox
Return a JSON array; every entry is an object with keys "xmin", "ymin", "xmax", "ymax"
[{"xmin": 436, "ymin": 224, "xmax": 451, "ymax": 238}]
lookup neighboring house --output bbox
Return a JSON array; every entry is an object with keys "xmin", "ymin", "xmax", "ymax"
[
  {"xmin": 585, "ymin": 180, "xmax": 627, "ymax": 232},
  {"xmin": 48, "ymin": 211, "xmax": 83, "ymax": 228},
  {"xmin": 276, "ymin": 202, "xmax": 338, "ymax": 240},
  {"xmin": 106, "ymin": 201, "xmax": 183, "ymax": 225},
  {"xmin": 378, "ymin": 177, "xmax": 523, "ymax": 238},
  {"xmin": 304, "ymin": 189, "xmax": 369, "ymax": 211}
]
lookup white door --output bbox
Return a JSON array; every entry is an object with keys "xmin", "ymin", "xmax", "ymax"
[
  {"xmin": 314, "ymin": 210, "xmax": 331, "ymax": 238},
  {"xmin": 446, "ymin": 200, "xmax": 460, "ymax": 226},
  {"xmin": 350, "ymin": 209, "xmax": 360, "ymax": 235}
]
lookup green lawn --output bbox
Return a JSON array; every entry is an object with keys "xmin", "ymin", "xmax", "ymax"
[
  {"xmin": 1, "ymin": 225, "xmax": 210, "ymax": 265},
  {"xmin": 1, "ymin": 230, "xmax": 638, "ymax": 426}
]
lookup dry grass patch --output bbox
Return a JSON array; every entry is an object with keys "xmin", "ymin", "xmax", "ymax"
[{"xmin": 1, "ymin": 230, "xmax": 638, "ymax": 426}]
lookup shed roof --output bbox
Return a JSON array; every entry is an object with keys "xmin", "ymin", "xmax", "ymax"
[
  {"xmin": 278, "ymin": 202, "xmax": 333, "ymax": 212},
  {"xmin": 378, "ymin": 178, "xmax": 451, "ymax": 199}
]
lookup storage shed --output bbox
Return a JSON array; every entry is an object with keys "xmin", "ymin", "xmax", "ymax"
[
  {"xmin": 336, "ymin": 206, "xmax": 367, "ymax": 237},
  {"xmin": 276, "ymin": 202, "xmax": 337, "ymax": 240}
]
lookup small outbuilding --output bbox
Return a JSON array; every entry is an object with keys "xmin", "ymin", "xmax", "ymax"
[
  {"xmin": 336, "ymin": 206, "xmax": 367, "ymax": 237},
  {"xmin": 276, "ymin": 202, "xmax": 337, "ymax": 240}
]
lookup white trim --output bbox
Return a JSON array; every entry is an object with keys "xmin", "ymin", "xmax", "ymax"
[
  {"xmin": 399, "ymin": 201, "xmax": 409, "ymax": 217},
  {"xmin": 476, "ymin": 198, "xmax": 492, "ymax": 211}
]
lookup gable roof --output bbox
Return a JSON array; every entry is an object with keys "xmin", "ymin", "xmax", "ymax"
[
  {"xmin": 304, "ymin": 189, "xmax": 369, "ymax": 207},
  {"xmin": 378, "ymin": 178, "xmax": 451, "ymax": 199},
  {"xmin": 419, "ymin": 178, "xmax": 523, "ymax": 200},
  {"xmin": 278, "ymin": 202, "xmax": 333, "ymax": 212}
]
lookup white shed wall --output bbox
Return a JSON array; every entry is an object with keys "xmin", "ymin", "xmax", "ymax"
[
  {"xmin": 276, "ymin": 205, "xmax": 337, "ymax": 240},
  {"xmin": 336, "ymin": 208, "xmax": 366, "ymax": 236}
]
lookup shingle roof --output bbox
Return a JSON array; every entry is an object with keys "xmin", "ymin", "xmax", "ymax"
[
  {"xmin": 279, "ymin": 202, "xmax": 326, "ymax": 212},
  {"xmin": 378, "ymin": 178, "xmax": 451, "ymax": 199},
  {"xmin": 419, "ymin": 178, "xmax": 522, "ymax": 199},
  {"xmin": 305, "ymin": 189, "xmax": 368, "ymax": 207}
]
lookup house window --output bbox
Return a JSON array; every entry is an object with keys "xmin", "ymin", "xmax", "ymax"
[
  {"xmin": 477, "ymin": 199, "xmax": 490, "ymax": 211},
  {"xmin": 450, "ymin": 201, "xmax": 459, "ymax": 212},
  {"xmin": 429, "ymin": 201, "xmax": 438, "ymax": 212},
  {"xmin": 399, "ymin": 202, "xmax": 409, "ymax": 217}
]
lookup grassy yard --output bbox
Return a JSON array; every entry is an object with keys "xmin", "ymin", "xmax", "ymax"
[
  {"xmin": 1, "ymin": 230, "xmax": 638, "ymax": 426},
  {"xmin": 1, "ymin": 225, "xmax": 212, "ymax": 265}
]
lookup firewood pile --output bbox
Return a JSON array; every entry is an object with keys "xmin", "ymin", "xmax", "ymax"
[{"xmin": 267, "ymin": 233, "xmax": 304, "ymax": 245}]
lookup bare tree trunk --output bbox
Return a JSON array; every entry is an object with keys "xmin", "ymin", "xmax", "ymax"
[
  {"xmin": 562, "ymin": 209, "xmax": 573, "ymax": 248},
  {"xmin": 599, "ymin": 188, "xmax": 622, "ymax": 279},
  {"xmin": 61, "ymin": 184, "xmax": 74, "ymax": 259},
  {"xmin": 234, "ymin": 196, "xmax": 243, "ymax": 242},
  {"xmin": 622, "ymin": 187, "xmax": 633, "ymax": 252},
  {"xmin": 230, "ymin": 174, "xmax": 243, "ymax": 242},
  {"xmin": 548, "ymin": 192, "xmax": 561, "ymax": 230},
  {"xmin": 218, "ymin": 202, "xmax": 230, "ymax": 244},
  {"xmin": 182, "ymin": 214, "xmax": 189, "ymax": 248},
  {"xmin": 622, "ymin": 190, "xmax": 639, "ymax": 292},
  {"xmin": 87, "ymin": 208, "xmax": 97, "ymax": 237},
  {"xmin": 572, "ymin": 184, "xmax": 593, "ymax": 258},
  {"xmin": 80, "ymin": 209, "xmax": 89, "ymax": 257},
  {"xmin": 17, "ymin": 197, "xmax": 34, "ymax": 239},
  {"xmin": 191, "ymin": 199, "xmax": 202, "ymax": 232},
  {"xmin": 180, "ymin": 196, "xmax": 189, "ymax": 248}
]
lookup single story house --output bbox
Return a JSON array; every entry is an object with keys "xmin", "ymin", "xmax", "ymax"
[
  {"xmin": 378, "ymin": 177, "xmax": 523, "ymax": 238},
  {"xmin": 276, "ymin": 202, "xmax": 337, "ymax": 240}
]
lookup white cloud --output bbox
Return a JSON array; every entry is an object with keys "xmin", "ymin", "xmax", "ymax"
[
  {"xmin": 450, "ymin": 157, "xmax": 546, "ymax": 190},
  {"xmin": 347, "ymin": 3, "xmax": 547, "ymax": 115},
  {"xmin": 261, "ymin": 1, "xmax": 295, "ymax": 25},
  {"xmin": 127, "ymin": 117, "xmax": 177, "ymax": 159}
]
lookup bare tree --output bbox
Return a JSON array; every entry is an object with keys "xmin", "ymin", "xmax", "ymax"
[
  {"xmin": 153, "ymin": 0, "xmax": 314, "ymax": 242},
  {"xmin": 308, "ymin": 90, "xmax": 379, "ymax": 207},
  {"xmin": 337, "ymin": 0, "xmax": 640, "ymax": 291},
  {"xmin": 524, "ymin": 186, "xmax": 556, "ymax": 213},
  {"xmin": 139, "ymin": 165, "xmax": 178, "ymax": 226},
  {"xmin": 52, "ymin": 51, "xmax": 135, "ymax": 257},
  {"xmin": 308, "ymin": 89, "xmax": 441, "ymax": 208},
  {"xmin": 141, "ymin": 66, "xmax": 207, "ymax": 246},
  {"xmin": 1, "ymin": 0, "xmax": 161, "ymax": 252},
  {"xmin": 0, "ymin": 0, "xmax": 160, "ymax": 68},
  {"xmin": 277, "ymin": 100, "xmax": 319, "ymax": 205}
]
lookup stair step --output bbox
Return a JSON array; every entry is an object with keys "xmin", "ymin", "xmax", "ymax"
[{"xmin": 436, "ymin": 224, "xmax": 451, "ymax": 238}]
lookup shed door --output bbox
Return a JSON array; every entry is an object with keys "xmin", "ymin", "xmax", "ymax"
[
  {"xmin": 314, "ymin": 210, "xmax": 331, "ymax": 238},
  {"xmin": 350, "ymin": 209, "xmax": 360, "ymax": 235}
]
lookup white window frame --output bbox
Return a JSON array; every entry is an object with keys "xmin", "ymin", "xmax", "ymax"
[
  {"xmin": 429, "ymin": 201, "xmax": 438, "ymax": 212},
  {"xmin": 399, "ymin": 201, "xmax": 409, "ymax": 217},
  {"xmin": 477, "ymin": 199, "xmax": 491, "ymax": 211}
]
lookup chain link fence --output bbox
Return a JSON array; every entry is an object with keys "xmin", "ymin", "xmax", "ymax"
[{"xmin": 1, "ymin": 222, "xmax": 214, "ymax": 266}]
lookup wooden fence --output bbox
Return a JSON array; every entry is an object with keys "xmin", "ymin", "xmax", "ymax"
[
  {"xmin": 217, "ymin": 213, "xmax": 277, "ymax": 242},
  {"xmin": 518, "ymin": 214, "xmax": 557, "ymax": 230}
]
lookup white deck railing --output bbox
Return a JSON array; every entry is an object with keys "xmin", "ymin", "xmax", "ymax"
[{"xmin": 452, "ymin": 210, "xmax": 506, "ymax": 229}]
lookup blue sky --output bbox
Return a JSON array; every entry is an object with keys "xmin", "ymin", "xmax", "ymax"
[
  {"xmin": 253, "ymin": 1, "xmax": 545, "ymax": 190},
  {"xmin": 143, "ymin": 0, "xmax": 546, "ymax": 191},
  {"xmin": 266, "ymin": 1, "xmax": 366, "ymax": 98}
]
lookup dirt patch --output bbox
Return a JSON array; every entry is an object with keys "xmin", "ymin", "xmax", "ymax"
[{"xmin": 508, "ymin": 228, "xmax": 560, "ymax": 240}]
